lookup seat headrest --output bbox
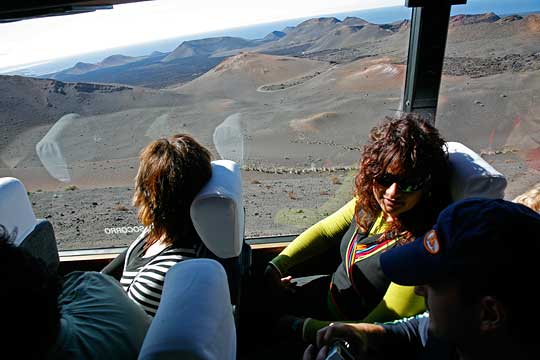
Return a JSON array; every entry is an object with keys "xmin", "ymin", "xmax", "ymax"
[
  {"xmin": 446, "ymin": 142, "xmax": 507, "ymax": 201},
  {"xmin": 0, "ymin": 177, "xmax": 37, "ymax": 246},
  {"xmin": 190, "ymin": 160, "xmax": 244, "ymax": 259}
]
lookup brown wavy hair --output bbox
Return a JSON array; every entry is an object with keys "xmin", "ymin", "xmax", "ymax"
[
  {"xmin": 354, "ymin": 113, "xmax": 450, "ymax": 243},
  {"xmin": 133, "ymin": 134, "xmax": 212, "ymax": 249}
]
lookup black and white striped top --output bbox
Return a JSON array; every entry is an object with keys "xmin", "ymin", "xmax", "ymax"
[{"xmin": 120, "ymin": 228, "xmax": 205, "ymax": 316}]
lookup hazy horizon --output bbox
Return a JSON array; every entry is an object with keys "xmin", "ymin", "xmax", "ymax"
[{"xmin": 2, "ymin": 0, "xmax": 540, "ymax": 77}]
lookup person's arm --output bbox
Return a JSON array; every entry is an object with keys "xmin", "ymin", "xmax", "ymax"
[
  {"xmin": 301, "ymin": 282, "xmax": 425, "ymax": 342},
  {"xmin": 379, "ymin": 312, "xmax": 430, "ymax": 347},
  {"xmin": 361, "ymin": 283, "xmax": 425, "ymax": 323},
  {"xmin": 269, "ymin": 198, "xmax": 356, "ymax": 276},
  {"xmin": 303, "ymin": 322, "xmax": 386, "ymax": 360},
  {"xmin": 303, "ymin": 313, "xmax": 429, "ymax": 360},
  {"xmin": 100, "ymin": 249, "xmax": 127, "ymax": 280}
]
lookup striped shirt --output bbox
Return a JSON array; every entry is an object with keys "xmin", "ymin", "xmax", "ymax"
[{"xmin": 120, "ymin": 228, "xmax": 205, "ymax": 316}]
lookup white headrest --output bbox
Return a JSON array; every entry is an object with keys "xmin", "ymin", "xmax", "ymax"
[
  {"xmin": 190, "ymin": 160, "xmax": 243, "ymax": 259},
  {"xmin": 446, "ymin": 142, "xmax": 507, "ymax": 201},
  {"xmin": 0, "ymin": 177, "xmax": 37, "ymax": 246}
]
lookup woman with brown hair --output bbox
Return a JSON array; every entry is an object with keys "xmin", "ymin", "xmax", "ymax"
[
  {"xmin": 120, "ymin": 134, "xmax": 212, "ymax": 316},
  {"xmin": 264, "ymin": 114, "xmax": 451, "ymax": 342}
]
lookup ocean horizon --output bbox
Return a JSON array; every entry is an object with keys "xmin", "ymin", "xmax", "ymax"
[{"xmin": 4, "ymin": 0, "xmax": 539, "ymax": 77}]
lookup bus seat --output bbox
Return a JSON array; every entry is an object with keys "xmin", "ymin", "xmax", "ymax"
[
  {"xmin": 191, "ymin": 159, "xmax": 244, "ymax": 259},
  {"xmin": 0, "ymin": 177, "xmax": 59, "ymax": 271},
  {"xmin": 446, "ymin": 141, "xmax": 507, "ymax": 201},
  {"xmin": 138, "ymin": 259, "xmax": 236, "ymax": 360},
  {"xmin": 190, "ymin": 160, "xmax": 251, "ymax": 313}
]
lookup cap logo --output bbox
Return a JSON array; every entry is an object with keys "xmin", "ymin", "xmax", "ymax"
[{"xmin": 423, "ymin": 229, "xmax": 440, "ymax": 254}]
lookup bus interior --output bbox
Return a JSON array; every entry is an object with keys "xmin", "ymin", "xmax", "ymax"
[{"xmin": 1, "ymin": 0, "xmax": 539, "ymax": 358}]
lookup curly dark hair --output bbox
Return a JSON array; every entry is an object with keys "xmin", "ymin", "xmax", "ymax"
[
  {"xmin": 133, "ymin": 134, "xmax": 212, "ymax": 249},
  {"xmin": 0, "ymin": 224, "xmax": 62, "ymax": 359},
  {"xmin": 354, "ymin": 113, "xmax": 451, "ymax": 242}
]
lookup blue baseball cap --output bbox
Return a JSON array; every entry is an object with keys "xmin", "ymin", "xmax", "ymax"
[{"xmin": 380, "ymin": 197, "xmax": 540, "ymax": 286}]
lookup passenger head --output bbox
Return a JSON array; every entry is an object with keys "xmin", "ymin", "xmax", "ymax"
[
  {"xmin": 0, "ymin": 224, "xmax": 61, "ymax": 359},
  {"xmin": 355, "ymin": 113, "xmax": 450, "ymax": 241},
  {"xmin": 381, "ymin": 198, "xmax": 540, "ymax": 350},
  {"xmin": 512, "ymin": 182, "xmax": 540, "ymax": 212},
  {"xmin": 133, "ymin": 134, "xmax": 212, "ymax": 248}
]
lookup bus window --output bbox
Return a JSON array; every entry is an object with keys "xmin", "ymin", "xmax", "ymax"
[
  {"xmin": 437, "ymin": 0, "xmax": 540, "ymax": 202},
  {"xmin": 0, "ymin": 0, "xmax": 414, "ymax": 250}
]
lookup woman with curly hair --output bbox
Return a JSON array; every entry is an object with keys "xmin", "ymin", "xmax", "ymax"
[
  {"xmin": 120, "ymin": 134, "xmax": 212, "ymax": 316},
  {"xmin": 264, "ymin": 114, "xmax": 451, "ymax": 342}
]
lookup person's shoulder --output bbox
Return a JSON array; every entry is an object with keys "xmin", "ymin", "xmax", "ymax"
[
  {"xmin": 59, "ymin": 271, "xmax": 146, "ymax": 318},
  {"xmin": 64, "ymin": 270, "xmax": 113, "ymax": 281},
  {"xmin": 55, "ymin": 271, "xmax": 150, "ymax": 359},
  {"xmin": 62, "ymin": 271, "xmax": 121, "ymax": 290}
]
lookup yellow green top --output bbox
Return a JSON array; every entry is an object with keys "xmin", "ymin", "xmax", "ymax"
[{"xmin": 270, "ymin": 198, "xmax": 425, "ymax": 341}]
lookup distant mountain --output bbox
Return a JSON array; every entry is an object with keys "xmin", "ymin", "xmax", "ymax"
[
  {"xmin": 100, "ymin": 54, "xmax": 138, "ymax": 67},
  {"xmin": 55, "ymin": 54, "xmax": 141, "ymax": 76},
  {"xmin": 498, "ymin": 14, "xmax": 523, "ymax": 23},
  {"xmin": 449, "ymin": 12, "xmax": 500, "ymax": 27},
  {"xmin": 341, "ymin": 17, "xmax": 370, "ymax": 26},
  {"xmin": 68, "ymin": 62, "xmax": 99, "ymax": 75},
  {"xmin": 162, "ymin": 36, "xmax": 256, "ymax": 62},
  {"xmin": 246, "ymin": 16, "xmax": 410, "ymax": 62},
  {"xmin": 44, "ymin": 53, "xmax": 223, "ymax": 89},
  {"xmin": 44, "ymin": 12, "xmax": 540, "ymax": 89},
  {"xmin": 380, "ymin": 19, "xmax": 410, "ymax": 32},
  {"xmin": 174, "ymin": 52, "xmax": 328, "ymax": 98},
  {"xmin": 522, "ymin": 13, "xmax": 540, "ymax": 31},
  {"xmin": 277, "ymin": 17, "xmax": 342, "ymax": 43},
  {"xmin": 445, "ymin": 13, "xmax": 540, "ymax": 55},
  {"xmin": 281, "ymin": 26, "xmax": 295, "ymax": 34},
  {"xmin": 262, "ymin": 31, "xmax": 286, "ymax": 42},
  {"xmin": 307, "ymin": 22, "xmax": 401, "ymax": 53}
]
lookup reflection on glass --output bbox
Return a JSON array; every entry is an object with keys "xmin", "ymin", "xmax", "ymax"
[{"xmin": 213, "ymin": 113, "xmax": 245, "ymax": 166}]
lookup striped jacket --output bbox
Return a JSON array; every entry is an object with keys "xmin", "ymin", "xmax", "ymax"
[{"xmin": 120, "ymin": 228, "xmax": 205, "ymax": 316}]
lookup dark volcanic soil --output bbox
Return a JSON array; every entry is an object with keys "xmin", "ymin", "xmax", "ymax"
[{"xmin": 27, "ymin": 149, "xmax": 540, "ymax": 251}]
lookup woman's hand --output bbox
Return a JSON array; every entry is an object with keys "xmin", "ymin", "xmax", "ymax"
[
  {"xmin": 303, "ymin": 322, "xmax": 385, "ymax": 360},
  {"xmin": 303, "ymin": 343, "xmax": 329, "ymax": 360},
  {"xmin": 317, "ymin": 323, "xmax": 366, "ymax": 357},
  {"xmin": 263, "ymin": 264, "xmax": 298, "ymax": 297}
]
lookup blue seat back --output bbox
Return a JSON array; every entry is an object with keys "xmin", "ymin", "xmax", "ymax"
[{"xmin": 138, "ymin": 259, "xmax": 236, "ymax": 360}]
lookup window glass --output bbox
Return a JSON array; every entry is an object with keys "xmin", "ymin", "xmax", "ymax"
[
  {"xmin": 437, "ymin": 0, "xmax": 540, "ymax": 203},
  {"xmin": 0, "ymin": 0, "xmax": 411, "ymax": 250}
]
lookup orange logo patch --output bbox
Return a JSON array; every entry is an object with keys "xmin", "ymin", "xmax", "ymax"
[{"xmin": 423, "ymin": 230, "xmax": 440, "ymax": 254}]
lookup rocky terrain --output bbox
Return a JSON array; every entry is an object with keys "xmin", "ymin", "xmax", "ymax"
[
  {"xmin": 26, "ymin": 149, "xmax": 540, "ymax": 250},
  {"xmin": 443, "ymin": 53, "xmax": 540, "ymax": 78}
]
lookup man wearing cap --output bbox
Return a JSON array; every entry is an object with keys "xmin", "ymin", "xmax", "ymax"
[{"xmin": 303, "ymin": 198, "xmax": 538, "ymax": 360}]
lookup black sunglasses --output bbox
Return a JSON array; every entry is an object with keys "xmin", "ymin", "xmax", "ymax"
[{"xmin": 375, "ymin": 173, "xmax": 431, "ymax": 193}]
